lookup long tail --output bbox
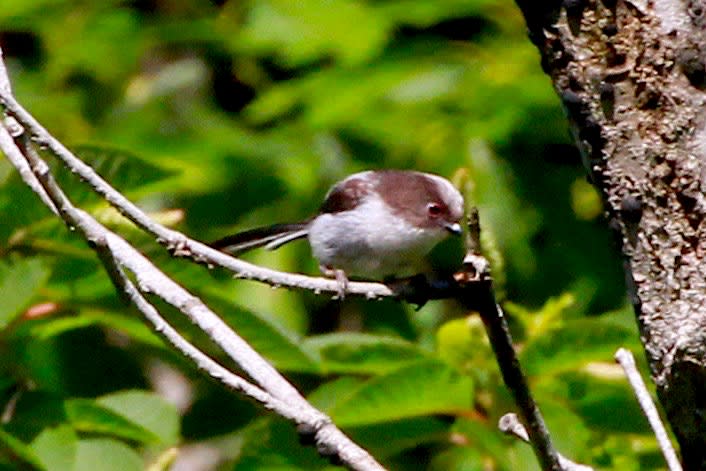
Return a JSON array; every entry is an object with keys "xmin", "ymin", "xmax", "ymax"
[{"xmin": 210, "ymin": 222, "xmax": 309, "ymax": 254}]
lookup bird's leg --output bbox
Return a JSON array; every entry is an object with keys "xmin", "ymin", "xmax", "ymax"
[{"xmin": 320, "ymin": 265, "xmax": 348, "ymax": 300}]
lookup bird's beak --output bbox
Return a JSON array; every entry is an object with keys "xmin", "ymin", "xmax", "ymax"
[{"xmin": 445, "ymin": 222, "xmax": 463, "ymax": 236}]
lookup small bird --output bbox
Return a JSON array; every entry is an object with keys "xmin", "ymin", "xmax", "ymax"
[{"xmin": 211, "ymin": 170, "xmax": 465, "ymax": 292}]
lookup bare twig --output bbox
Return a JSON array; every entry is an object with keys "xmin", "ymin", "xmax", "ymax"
[
  {"xmin": 456, "ymin": 213, "xmax": 567, "ymax": 471},
  {"xmin": 615, "ymin": 348, "xmax": 682, "ymax": 471},
  {"xmin": 0, "ymin": 53, "xmax": 396, "ymax": 300},
  {"xmin": 0, "ymin": 47, "xmax": 487, "ymax": 308},
  {"xmin": 461, "ymin": 213, "xmax": 560, "ymax": 468},
  {"xmin": 0, "ymin": 52, "xmax": 51, "ymax": 209},
  {"xmin": 98, "ymin": 248, "xmax": 379, "ymax": 468},
  {"xmin": 0, "ymin": 115, "xmax": 385, "ymax": 470},
  {"xmin": 1, "ymin": 44, "xmax": 592, "ymax": 471},
  {"xmin": 94, "ymin": 245, "xmax": 300, "ymax": 417},
  {"xmin": 0, "ymin": 116, "xmax": 56, "ymax": 213},
  {"xmin": 463, "ymin": 207, "xmax": 490, "ymax": 279},
  {"xmin": 499, "ymin": 413, "xmax": 594, "ymax": 471},
  {"xmin": 474, "ymin": 290, "xmax": 562, "ymax": 470}
]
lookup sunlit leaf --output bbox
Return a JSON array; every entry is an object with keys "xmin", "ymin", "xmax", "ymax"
[
  {"xmin": 237, "ymin": 0, "xmax": 390, "ymax": 66},
  {"xmin": 328, "ymin": 360, "xmax": 473, "ymax": 426},
  {"xmin": 207, "ymin": 296, "xmax": 320, "ymax": 373},
  {"xmin": 65, "ymin": 399, "xmax": 160, "ymax": 444},
  {"xmin": 520, "ymin": 319, "xmax": 639, "ymax": 377},
  {"xmin": 0, "ymin": 426, "xmax": 45, "ymax": 470},
  {"xmin": 73, "ymin": 439, "xmax": 142, "ymax": 471},
  {"xmin": 30, "ymin": 425, "xmax": 77, "ymax": 471},
  {"xmin": 97, "ymin": 390, "xmax": 180, "ymax": 446},
  {"xmin": 57, "ymin": 145, "xmax": 175, "ymax": 206},
  {"xmin": 436, "ymin": 316, "xmax": 491, "ymax": 371},
  {"xmin": 0, "ymin": 258, "xmax": 50, "ymax": 329},
  {"xmin": 430, "ymin": 446, "xmax": 485, "ymax": 471},
  {"xmin": 303, "ymin": 332, "xmax": 430, "ymax": 374},
  {"xmin": 25, "ymin": 310, "xmax": 163, "ymax": 348},
  {"xmin": 307, "ymin": 376, "xmax": 364, "ymax": 412}
]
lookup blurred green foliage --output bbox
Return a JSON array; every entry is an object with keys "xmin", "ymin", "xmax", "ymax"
[{"xmin": 0, "ymin": 0, "xmax": 663, "ymax": 469}]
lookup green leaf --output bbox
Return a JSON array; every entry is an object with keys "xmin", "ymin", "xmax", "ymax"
[
  {"xmin": 96, "ymin": 390, "xmax": 180, "ymax": 446},
  {"xmin": 30, "ymin": 425, "xmax": 77, "ymax": 471},
  {"xmin": 374, "ymin": 0, "xmax": 495, "ymax": 26},
  {"xmin": 0, "ymin": 258, "xmax": 50, "ymax": 329},
  {"xmin": 504, "ymin": 292, "xmax": 575, "ymax": 337},
  {"xmin": 347, "ymin": 417, "xmax": 452, "ymax": 458},
  {"xmin": 58, "ymin": 145, "xmax": 175, "ymax": 207},
  {"xmin": 0, "ymin": 426, "xmax": 45, "ymax": 470},
  {"xmin": 65, "ymin": 399, "xmax": 160, "ymax": 444},
  {"xmin": 303, "ymin": 333, "xmax": 430, "ymax": 374},
  {"xmin": 0, "ymin": 171, "xmax": 58, "ymax": 243},
  {"xmin": 73, "ymin": 439, "xmax": 142, "ymax": 471},
  {"xmin": 436, "ymin": 316, "xmax": 492, "ymax": 371},
  {"xmin": 328, "ymin": 360, "xmax": 473, "ymax": 426},
  {"xmin": 520, "ymin": 319, "xmax": 639, "ymax": 377},
  {"xmin": 307, "ymin": 376, "xmax": 364, "ymax": 412},
  {"xmin": 25, "ymin": 310, "xmax": 163, "ymax": 348},
  {"xmin": 564, "ymin": 374, "xmax": 652, "ymax": 434},
  {"xmin": 237, "ymin": 0, "xmax": 391, "ymax": 66},
  {"xmin": 536, "ymin": 396, "xmax": 591, "ymax": 461},
  {"xmin": 6, "ymin": 392, "xmax": 66, "ymax": 440},
  {"xmin": 2, "ymin": 146, "xmax": 174, "ymax": 249},
  {"xmin": 430, "ymin": 446, "xmax": 485, "ymax": 471},
  {"xmin": 233, "ymin": 418, "xmax": 328, "ymax": 469},
  {"xmin": 207, "ymin": 296, "xmax": 320, "ymax": 373},
  {"xmin": 146, "ymin": 447, "xmax": 178, "ymax": 471},
  {"xmin": 453, "ymin": 419, "xmax": 518, "ymax": 470}
]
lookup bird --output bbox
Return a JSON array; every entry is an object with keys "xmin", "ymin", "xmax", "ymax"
[{"xmin": 211, "ymin": 170, "xmax": 465, "ymax": 294}]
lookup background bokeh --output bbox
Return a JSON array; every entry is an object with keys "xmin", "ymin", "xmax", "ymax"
[{"xmin": 0, "ymin": 1, "xmax": 664, "ymax": 470}]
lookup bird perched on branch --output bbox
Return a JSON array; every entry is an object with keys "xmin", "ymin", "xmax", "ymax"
[{"xmin": 211, "ymin": 170, "xmax": 465, "ymax": 295}]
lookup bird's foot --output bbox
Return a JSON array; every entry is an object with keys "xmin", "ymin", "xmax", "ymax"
[{"xmin": 320, "ymin": 265, "xmax": 349, "ymax": 300}]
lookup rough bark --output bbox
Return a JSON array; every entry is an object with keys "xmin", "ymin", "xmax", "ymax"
[{"xmin": 514, "ymin": 1, "xmax": 706, "ymax": 468}]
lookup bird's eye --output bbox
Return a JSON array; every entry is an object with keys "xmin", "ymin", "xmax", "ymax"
[{"xmin": 427, "ymin": 203, "xmax": 442, "ymax": 217}]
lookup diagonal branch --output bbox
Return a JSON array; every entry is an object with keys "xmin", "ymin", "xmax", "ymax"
[
  {"xmin": 453, "ymin": 208, "xmax": 588, "ymax": 471},
  {"xmin": 0, "ymin": 48, "xmax": 395, "ymax": 300},
  {"xmin": 498, "ymin": 413, "xmax": 594, "ymax": 471},
  {"xmin": 0, "ymin": 119, "xmax": 386, "ymax": 471},
  {"xmin": 615, "ymin": 348, "xmax": 682, "ymax": 471},
  {"xmin": 96, "ymin": 246, "xmax": 304, "ymax": 420},
  {"xmin": 0, "ymin": 45, "xmax": 593, "ymax": 471}
]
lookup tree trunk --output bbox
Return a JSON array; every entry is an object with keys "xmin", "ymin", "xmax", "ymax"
[{"xmin": 514, "ymin": 1, "xmax": 706, "ymax": 468}]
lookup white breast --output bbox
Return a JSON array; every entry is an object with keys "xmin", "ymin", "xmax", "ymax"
[{"xmin": 308, "ymin": 194, "xmax": 447, "ymax": 279}]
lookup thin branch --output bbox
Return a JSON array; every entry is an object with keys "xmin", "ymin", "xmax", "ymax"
[
  {"xmin": 456, "ymin": 214, "xmax": 565, "ymax": 471},
  {"xmin": 93, "ymin": 245, "xmax": 299, "ymax": 417},
  {"xmin": 0, "ymin": 48, "xmax": 482, "ymax": 309},
  {"xmin": 0, "ymin": 116, "xmax": 57, "ymax": 213},
  {"xmin": 0, "ymin": 54, "xmax": 50, "ymax": 210},
  {"xmin": 100, "ymin": 246, "xmax": 388, "ymax": 470},
  {"xmin": 615, "ymin": 348, "xmax": 682, "ymax": 471},
  {"xmin": 0, "ymin": 50, "xmax": 396, "ymax": 300},
  {"xmin": 475, "ymin": 290, "xmax": 561, "ymax": 470},
  {"xmin": 0, "ymin": 121, "xmax": 385, "ymax": 471},
  {"xmin": 1, "ymin": 45, "xmax": 588, "ymax": 471},
  {"xmin": 499, "ymin": 413, "xmax": 594, "ymax": 471}
]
